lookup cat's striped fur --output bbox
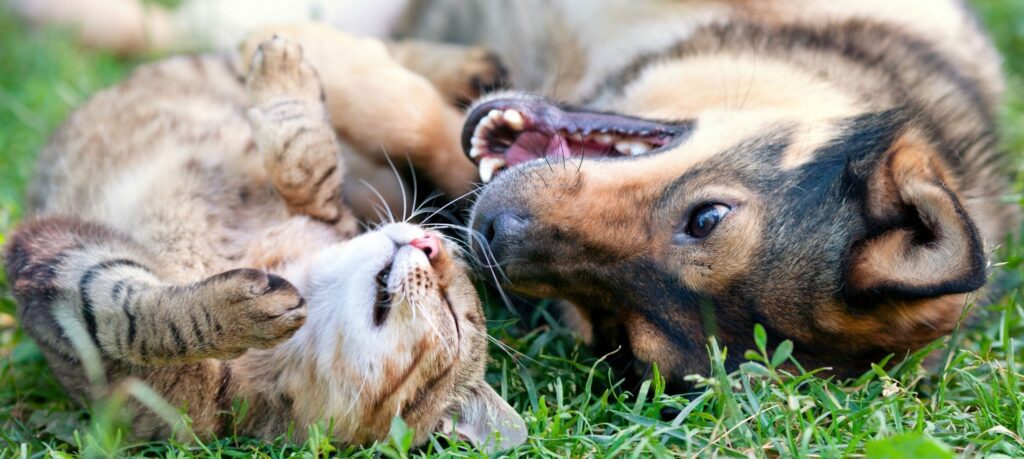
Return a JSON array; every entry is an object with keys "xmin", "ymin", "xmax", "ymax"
[{"xmin": 4, "ymin": 35, "xmax": 525, "ymax": 450}]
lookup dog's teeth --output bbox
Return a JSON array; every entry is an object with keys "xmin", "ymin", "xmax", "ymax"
[
  {"xmin": 594, "ymin": 133, "xmax": 614, "ymax": 144},
  {"xmin": 479, "ymin": 156, "xmax": 505, "ymax": 183},
  {"xmin": 469, "ymin": 146, "xmax": 482, "ymax": 158},
  {"xmin": 614, "ymin": 140, "xmax": 654, "ymax": 155},
  {"xmin": 502, "ymin": 110, "xmax": 525, "ymax": 130},
  {"xmin": 569, "ymin": 132, "xmax": 584, "ymax": 142},
  {"xmin": 471, "ymin": 137, "xmax": 487, "ymax": 148},
  {"xmin": 487, "ymin": 109, "xmax": 502, "ymax": 121},
  {"xmin": 474, "ymin": 118, "xmax": 493, "ymax": 138},
  {"xmin": 614, "ymin": 141, "xmax": 632, "ymax": 155},
  {"xmin": 630, "ymin": 142, "xmax": 653, "ymax": 155},
  {"xmin": 472, "ymin": 129, "xmax": 487, "ymax": 146}
]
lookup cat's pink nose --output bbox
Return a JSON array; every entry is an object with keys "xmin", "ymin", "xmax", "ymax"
[{"xmin": 409, "ymin": 234, "xmax": 440, "ymax": 260}]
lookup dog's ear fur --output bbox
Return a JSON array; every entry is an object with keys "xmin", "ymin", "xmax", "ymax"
[{"xmin": 843, "ymin": 116, "xmax": 987, "ymax": 305}]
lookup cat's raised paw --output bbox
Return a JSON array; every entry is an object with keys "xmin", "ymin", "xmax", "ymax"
[{"xmin": 201, "ymin": 268, "xmax": 307, "ymax": 356}]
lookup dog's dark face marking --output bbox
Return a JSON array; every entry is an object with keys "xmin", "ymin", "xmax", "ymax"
[{"xmin": 465, "ymin": 89, "xmax": 987, "ymax": 384}]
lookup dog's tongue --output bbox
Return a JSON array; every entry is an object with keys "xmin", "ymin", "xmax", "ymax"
[{"xmin": 506, "ymin": 132, "xmax": 571, "ymax": 167}]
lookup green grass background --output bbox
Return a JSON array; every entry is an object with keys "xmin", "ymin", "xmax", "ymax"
[{"xmin": 2, "ymin": 1, "xmax": 1024, "ymax": 457}]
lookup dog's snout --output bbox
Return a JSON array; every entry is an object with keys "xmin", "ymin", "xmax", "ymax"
[
  {"xmin": 483, "ymin": 211, "xmax": 530, "ymax": 245},
  {"xmin": 472, "ymin": 209, "xmax": 531, "ymax": 263}
]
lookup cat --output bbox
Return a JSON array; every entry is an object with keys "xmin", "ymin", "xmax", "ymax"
[{"xmin": 4, "ymin": 35, "xmax": 526, "ymax": 451}]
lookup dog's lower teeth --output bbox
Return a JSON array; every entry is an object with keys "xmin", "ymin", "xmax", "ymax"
[
  {"xmin": 593, "ymin": 133, "xmax": 614, "ymax": 144},
  {"xmin": 479, "ymin": 156, "xmax": 506, "ymax": 183},
  {"xmin": 631, "ymin": 143, "xmax": 653, "ymax": 155},
  {"xmin": 615, "ymin": 140, "xmax": 654, "ymax": 155},
  {"xmin": 503, "ymin": 110, "xmax": 525, "ymax": 130},
  {"xmin": 614, "ymin": 141, "xmax": 631, "ymax": 155}
]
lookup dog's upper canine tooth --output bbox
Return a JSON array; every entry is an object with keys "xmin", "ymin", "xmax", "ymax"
[
  {"xmin": 479, "ymin": 156, "xmax": 505, "ymax": 183},
  {"xmin": 503, "ymin": 110, "xmax": 525, "ymax": 130}
]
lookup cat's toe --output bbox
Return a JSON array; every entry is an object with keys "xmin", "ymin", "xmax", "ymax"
[
  {"xmin": 206, "ymin": 269, "xmax": 308, "ymax": 352},
  {"xmin": 247, "ymin": 35, "xmax": 323, "ymax": 105},
  {"xmin": 239, "ymin": 273, "xmax": 307, "ymax": 347}
]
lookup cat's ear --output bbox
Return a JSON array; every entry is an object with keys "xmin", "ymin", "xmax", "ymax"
[{"xmin": 442, "ymin": 382, "xmax": 527, "ymax": 453}]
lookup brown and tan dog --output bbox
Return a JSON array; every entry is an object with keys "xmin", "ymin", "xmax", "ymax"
[{"xmin": 394, "ymin": 0, "xmax": 1019, "ymax": 385}]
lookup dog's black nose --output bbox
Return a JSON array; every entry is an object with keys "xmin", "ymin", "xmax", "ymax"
[{"xmin": 472, "ymin": 209, "xmax": 531, "ymax": 263}]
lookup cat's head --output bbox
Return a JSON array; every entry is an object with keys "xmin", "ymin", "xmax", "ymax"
[{"xmin": 300, "ymin": 223, "xmax": 526, "ymax": 451}]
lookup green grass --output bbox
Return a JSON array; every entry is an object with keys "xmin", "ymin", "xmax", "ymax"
[{"xmin": 2, "ymin": 1, "xmax": 1024, "ymax": 457}]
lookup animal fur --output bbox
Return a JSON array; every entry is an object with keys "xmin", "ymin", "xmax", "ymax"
[
  {"xmin": 419, "ymin": 0, "xmax": 1018, "ymax": 384},
  {"xmin": 8, "ymin": 0, "xmax": 1019, "ymax": 390}
]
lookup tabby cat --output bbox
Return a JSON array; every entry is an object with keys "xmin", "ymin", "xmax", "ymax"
[{"xmin": 3, "ymin": 34, "xmax": 526, "ymax": 451}]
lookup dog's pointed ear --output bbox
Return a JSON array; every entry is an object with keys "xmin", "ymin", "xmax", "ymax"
[
  {"xmin": 441, "ymin": 382, "xmax": 527, "ymax": 453},
  {"xmin": 843, "ymin": 117, "xmax": 987, "ymax": 305}
]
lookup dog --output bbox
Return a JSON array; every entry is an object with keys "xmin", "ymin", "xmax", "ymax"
[{"xmin": 396, "ymin": 0, "xmax": 1018, "ymax": 385}]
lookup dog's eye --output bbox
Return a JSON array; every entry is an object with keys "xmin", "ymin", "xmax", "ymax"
[{"xmin": 686, "ymin": 203, "xmax": 731, "ymax": 238}]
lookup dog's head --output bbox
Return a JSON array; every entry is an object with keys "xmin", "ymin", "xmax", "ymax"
[{"xmin": 463, "ymin": 68, "xmax": 989, "ymax": 382}]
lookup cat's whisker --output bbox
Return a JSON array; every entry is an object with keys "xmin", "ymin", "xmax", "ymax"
[
  {"xmin": 403, "ymin": 154, "xmax": 420, "ymax": 224},
  {"xmin": 405, "ymin": 288, "xmax": 453, "ymax": 356},
  {"xmin": 359, "ymin": 179, "xmax": 397, "ymax": 225},
  {"xmin": 345, "ymin": 363, "xmax": 372, "ymax": 417},
  {"xmin": 377, "ymin": 146, "xmax": 410, "ymax": 223},
  {"xmin": 481, "ymin": 331, "xmax": 553, "ymax": 370},
  {"xmin": 405, "ymin": 192, "xmax": 453, "ymax": 224},
  {"xmin": 412, "ymin": 186, "xmax": 482, "ymax": 225}
]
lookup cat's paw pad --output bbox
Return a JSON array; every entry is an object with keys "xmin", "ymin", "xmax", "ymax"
[
  {"xmin": 247, "ymin": 35, "xmax": 323, "ymax": 106},
  {"xmin": 206, "ymin": 268, "xmax": 307, "ymax": 353}
]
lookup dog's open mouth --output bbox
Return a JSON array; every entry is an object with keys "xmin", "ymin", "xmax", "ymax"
[{"xmin": 462, "ymin": 98, "xmax": 691, "ymax": 182}]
